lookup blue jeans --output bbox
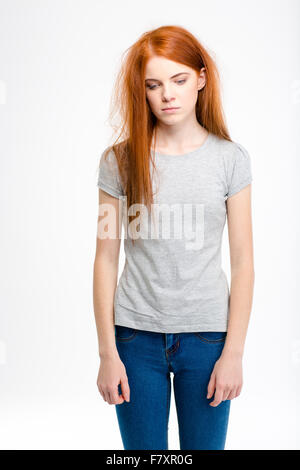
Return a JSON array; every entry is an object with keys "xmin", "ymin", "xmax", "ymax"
[{"xmin": 114, "ymin": 325, "xmax": 231, "ymax": 450}]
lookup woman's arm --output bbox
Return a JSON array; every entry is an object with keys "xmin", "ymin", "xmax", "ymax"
[
  {"xmin": 207, "ymin": 184, "xmax": 255, "ymax": 406},
  {"xmin": 93, "ymin": 188, "xmax": 130, "ymax": 404}
]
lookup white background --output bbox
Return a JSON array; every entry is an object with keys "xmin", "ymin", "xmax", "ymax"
[{"xmin": 0, "ymin": 0, "xmax": 299, "ymax": 450}]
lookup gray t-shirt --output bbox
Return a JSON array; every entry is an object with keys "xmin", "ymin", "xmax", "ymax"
[{"xmin": 97, "ymin": 132, "xmax": 252, "ymax": 333}]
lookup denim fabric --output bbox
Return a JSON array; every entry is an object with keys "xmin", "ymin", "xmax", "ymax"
[{"xmin": 114, "ymin": 325, "xmax": 231, "ymax": 450}]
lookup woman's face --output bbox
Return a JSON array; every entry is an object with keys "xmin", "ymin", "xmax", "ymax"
[{"xmin": 145, "ymin": 56, "xmax": 205, "ymax": 124}]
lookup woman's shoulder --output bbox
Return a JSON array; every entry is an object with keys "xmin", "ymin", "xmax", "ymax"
[
  {"xmin": 210, "ymin": 133, "xmax": 250, "ymax": 165},
  {"xmin": 210, "ymin": 132, "xmax": 247, "ymax": 151},
  {"xmin": 101, "ymin": 140, "xmax": 130, "ymax": 166}
]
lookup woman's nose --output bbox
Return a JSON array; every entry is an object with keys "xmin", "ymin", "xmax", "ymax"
[{"xmin": 161, "ymin": 85, "xmax": 175, "ymax": 103}]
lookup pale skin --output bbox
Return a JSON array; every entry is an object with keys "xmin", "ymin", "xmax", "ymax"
[{"xmin": 94, "ymin": 56, "xmax": 254, "ymax": 407}]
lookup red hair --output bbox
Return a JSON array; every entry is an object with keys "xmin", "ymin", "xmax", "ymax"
[{"xmin": 102, "ymin": 25, "xmax": 231, "ymax": 242}]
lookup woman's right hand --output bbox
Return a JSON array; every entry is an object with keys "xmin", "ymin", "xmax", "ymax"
[{"xmin": 97, "ymin": 354, "xmax": 130, "ymax": 405}]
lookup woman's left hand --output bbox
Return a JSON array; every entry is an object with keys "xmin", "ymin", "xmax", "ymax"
[{"xmin": 207, "ymin": 352, "xmax": 243, "ymax": 407}]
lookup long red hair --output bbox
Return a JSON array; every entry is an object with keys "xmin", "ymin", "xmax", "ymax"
[{"xmin": 101, "ymin": 25, "xmax": 231, "ymax": 242}]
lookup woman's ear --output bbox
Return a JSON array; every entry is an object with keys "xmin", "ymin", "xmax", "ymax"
[{"xmin": 198, "ymin": 67, "xmax": 206, "ymax": 91}]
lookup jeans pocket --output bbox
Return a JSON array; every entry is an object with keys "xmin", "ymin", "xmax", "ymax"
[
  {"xmin": 193, "ymin": 331, "xmax": 227, "ymax": 343},
  {"xmin": 115, "ymin": 325, "xmax": 138, "ymax": 342}
]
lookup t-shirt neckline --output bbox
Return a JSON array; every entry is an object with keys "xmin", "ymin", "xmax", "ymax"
[{"xmin": 152, "ymin": 131, "xmax": 213, "ymax": 158}]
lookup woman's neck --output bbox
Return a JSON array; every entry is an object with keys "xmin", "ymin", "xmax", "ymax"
[{"xmin": 152, "ymin": 125, "xmax": 209, "ymax": 155}]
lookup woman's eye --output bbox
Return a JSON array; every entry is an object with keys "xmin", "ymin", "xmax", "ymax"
[
  {"xmin": 146, "ymin": 79, "xmax": 186, "ymax": 90},
  {"xmin": 147, "ymin": 84, "xmax": 158, "ymax": 90}
]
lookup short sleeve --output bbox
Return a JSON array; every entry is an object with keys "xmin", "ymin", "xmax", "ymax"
[
  {"xmin": 97, "ymin": 147, "xmax": 125, "ymax": 199},
  {"xmin": 226, "ymin": 142, "xmax": 253, "ymax": 199}
]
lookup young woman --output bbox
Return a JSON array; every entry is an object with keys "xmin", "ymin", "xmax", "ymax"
[{"xmin": 93, "ymin": 25, "xmax": 254, "ymax": 450}]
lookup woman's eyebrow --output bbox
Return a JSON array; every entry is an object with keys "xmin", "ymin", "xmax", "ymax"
[{"xmin": 145, "ymin": 72, "xmax": 190, "ymax": 82}]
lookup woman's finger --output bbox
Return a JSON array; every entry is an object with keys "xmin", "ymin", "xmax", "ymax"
[
  {"xmin": 222, "ymin": 387, "xmax": 232, "ymax": 401},
  {"xmin": 98, "ymin": 383, "xmax": 106, "ymax": 401},
  {"xmin": 227, "ymin": 387, "xmax": 237, "ymax": 400},
  {"xmin": 120, "ymin": 377, "xmax": 130, "ymax": 402},
  {"xmin": 209, "ymin": 385, "xmax": 224, "ymax": 407},
  {"xmin": 207, "ymin": 372, "xmax": 216, "ymax": 399}
]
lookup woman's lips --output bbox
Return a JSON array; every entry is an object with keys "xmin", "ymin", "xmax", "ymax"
[{"xmin": 162, "ymin": 107, "xmax": 180, "ymax": 113}]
